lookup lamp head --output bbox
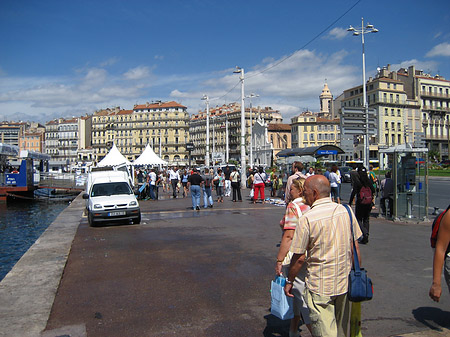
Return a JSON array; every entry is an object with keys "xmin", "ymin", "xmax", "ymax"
[{"xmin": 347, "ymin": 26, "xmax": 355, "ymax": 32}]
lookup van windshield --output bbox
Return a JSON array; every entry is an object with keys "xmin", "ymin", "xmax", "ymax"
[{"xmin": 91, "ymin": 182, "xmax": 132, "ymax": 197}]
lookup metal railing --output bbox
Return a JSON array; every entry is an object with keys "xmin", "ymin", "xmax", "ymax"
[{"xmin": 37, "ymin": 172, "xmax": 87, "ymax": 190}]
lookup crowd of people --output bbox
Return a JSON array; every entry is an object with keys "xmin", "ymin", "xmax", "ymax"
[{"xmin": 133, "ymin": 161, "xmax": 447, "ymax": 336}]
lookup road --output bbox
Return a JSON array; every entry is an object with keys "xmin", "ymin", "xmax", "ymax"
[
  {"xmin": 43, "ymin": 188, "xmax": 450, "ymax": 337},
  {"xmin": 340, "ymin": 176, "xmax": 449, "ymax": 214}
]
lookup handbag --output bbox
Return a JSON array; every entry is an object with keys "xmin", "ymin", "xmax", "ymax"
[
  {"xmin": 343, "ymin": 204, "xmax": 373, "ymax": 302},
  {"xmin": 270, "ymin": 275, "xmax": 294, "ymax": 320}
]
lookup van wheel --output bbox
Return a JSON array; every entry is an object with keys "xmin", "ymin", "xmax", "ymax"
[
  {"xmin": 133, "ymin": 213, "xmax": 141, "ymax": 225},
  {"xmin": 88, "ymin": 213, "xmax": 96, "ymax": 227}
]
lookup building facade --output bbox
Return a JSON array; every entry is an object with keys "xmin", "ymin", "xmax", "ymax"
[
  {"xmin": 0, "ymin": 122, "xmax": 27, "ymax": 147},
  {"xmin": 397, "ymin": 65, "xmax": 450, "ymax": 159},
  {"xmin": 45, "ymin": 116, "xmax": 92, "ymax": 165},
  {"xmin": 91, "ymin": 101, "xmax": 190, "ymax": 165},
  {"xmin": 189, "ymin": 103, "xmax": 281, "ymax": 165},
  {"xmin": 268, "ymin": 123, "xmax": 291, "ymax": 158},
  {"xmin": 291, "ymin": 111, "xmax": 340, "ymax": 149}
]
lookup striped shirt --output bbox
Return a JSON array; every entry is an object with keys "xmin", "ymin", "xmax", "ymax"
[{"xmin": 290, "ymin": 197, "xmax": 362, "ymax": 296}]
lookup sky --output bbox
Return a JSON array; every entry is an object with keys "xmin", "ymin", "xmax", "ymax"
[{"xmin": 0, "ymin": 0, "xmax": 449, "ymax": 124}]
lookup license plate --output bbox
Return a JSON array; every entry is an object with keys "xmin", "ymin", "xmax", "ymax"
[{"xmin": 108, "ymin": 211, "xmax": 126, "ymax": 216}]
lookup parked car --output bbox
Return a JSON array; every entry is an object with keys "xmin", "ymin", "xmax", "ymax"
[
  {"xmin": 83, "ymin": 171, "xmax": 140, "ymax": 227},
  {"xmin": 339, "ymin": 166, "xmax": 352, "ymax": 183}
]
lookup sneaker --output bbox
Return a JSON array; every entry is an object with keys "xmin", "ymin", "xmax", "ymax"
[{"xmin": 196, "ymin": 206, "xmax": 200, "ymax": 211}]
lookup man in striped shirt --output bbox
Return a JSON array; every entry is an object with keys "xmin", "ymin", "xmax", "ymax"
[{"xmin": 284, "ymin": 175, "xmax": 362, "ymax": 337}]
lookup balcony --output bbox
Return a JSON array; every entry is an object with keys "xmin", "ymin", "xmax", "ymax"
[
  {"xmin": 422, "ymin": 105, "xmax": 450, "ymax": 113},
  {"xmin": 420, "ymin": 91, "xmax": 450, "ymax": 100}
]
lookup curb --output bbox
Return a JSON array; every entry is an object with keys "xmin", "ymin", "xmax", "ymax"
[{"xmin": 0, "ymin": 194, "xmax": 84, "ymax": 337}]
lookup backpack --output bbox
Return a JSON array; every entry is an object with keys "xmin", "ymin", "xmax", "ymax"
[
  {"xmin": 359, "ymin": 186, "xmax": 373, "ymax": 205},
  {"xmin": 431, "ymin": 205, "xmax": 450, "ymax": 252}
]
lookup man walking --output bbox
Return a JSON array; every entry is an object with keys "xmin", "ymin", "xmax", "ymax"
[
  {"xmin": 223, "ymin": 165, "xmax": 232, "ymax": 197},
  {"xmin": 285, "ymin": 175, "xmax": 362, "ymax": 337},
  {"xmin": 187, "ymin": 168, "xmax": 204, "ymax": 211},
  {"xmin": 168, "ymin": 166, "xmax": 180, "ymax": 198},
  {"xmin": 284, "ymin": 161, "xmax": 307, "ymax": 204}
]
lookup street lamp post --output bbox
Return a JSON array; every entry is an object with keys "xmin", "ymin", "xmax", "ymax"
[
  {"xmin": 245, "ymin": 93, "xmax": 259, "ymax": 167},
  {"xmin": 202, "ymin": 95, "xmax": 210, "ymax": 168},
  {"xmin": 348, "ymin": 18, "xmax": 378, "ymax": 169},
  {"xmin": 234, "ymin": 66, "xmax": 246, "ymax": 188}
]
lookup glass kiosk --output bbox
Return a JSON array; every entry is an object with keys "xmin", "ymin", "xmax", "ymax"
[{"xmin": 379, "ymin": 144, "xmax": 429, "ymax": 221}]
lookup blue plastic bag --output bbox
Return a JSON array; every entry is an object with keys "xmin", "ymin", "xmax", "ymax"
[{"xmin": 270, "ymin": 275, "xmax": 294, "ymax": 320}]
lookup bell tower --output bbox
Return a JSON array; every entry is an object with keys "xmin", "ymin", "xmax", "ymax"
[{"xmin": 319, "ymin": 81, "xmax": 333, "ymax": 117}]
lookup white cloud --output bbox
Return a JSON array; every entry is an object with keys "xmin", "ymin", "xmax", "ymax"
[
  {"xmin": 171, "ymin": 49, "xmax": 361, "ymax": 121},
  {"xmin": 325, "ymin": 27, "xmax": 348, "ymax": 40},
  {"xmin": 123, "ymin": 66, "xmax": 152, "ymax": 80},
  {"xmin": 426, "ymin": 42, "xmax": 450, "ymax": 57},
  {"xmin": 390, "ymin": 59, "xmax": 439, "ymax": 74}
]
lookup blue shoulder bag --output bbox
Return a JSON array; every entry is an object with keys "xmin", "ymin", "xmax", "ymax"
[{"xmin": 343, "ymin": 204, "xmax": 374, "ymax": 302}]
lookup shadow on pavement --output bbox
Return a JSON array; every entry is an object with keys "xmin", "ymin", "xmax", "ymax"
[
  {"xmin": 412, "ymin": 307, "xmax": 450, "ymax": 330},
  {"xmin": 263, "ymin": 313, "xmax": 290, "ymax": 337}
]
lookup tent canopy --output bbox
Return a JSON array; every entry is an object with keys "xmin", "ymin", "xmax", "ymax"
[
  {"xmin": 133, "ymin": 144, "xmax": 168, "ymax": 166},
  {"xmin": 97, "ymin": 143, "xmax": 132, "ymax": 167}
]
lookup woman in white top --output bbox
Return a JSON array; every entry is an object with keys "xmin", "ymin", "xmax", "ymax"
[
  {"xmin": 329, "ymin": 165, "xmax": 341, "ymax": 203},
  {"xmin": 252, "ymin": 167, "xmax": 267, "ymax": 204}
]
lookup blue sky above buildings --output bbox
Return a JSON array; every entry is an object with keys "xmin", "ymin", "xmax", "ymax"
[{"xmin": 0, "ymin": 0, "xmax": 449, "ymax": 123}]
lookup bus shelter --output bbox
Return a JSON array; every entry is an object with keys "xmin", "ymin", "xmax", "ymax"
[
  {"xmin": 379, "ymin": 144, "xmax": 429, "ymax": 221},
  {"xmin": 276, "ymin": 145, "xmax": 345, "ymax": 175}
]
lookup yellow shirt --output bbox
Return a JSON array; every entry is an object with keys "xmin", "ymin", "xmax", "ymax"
[{"xmin": 290, "ymin": 197, "xmax": 362, "ymax": 296}]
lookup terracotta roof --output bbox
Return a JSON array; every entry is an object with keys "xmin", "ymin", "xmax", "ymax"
[
  {"xmin": 416, "ymin": 76, "xmax": 450, "ymax": 83},
  {"xmin": 268, "ymin": 124, "xmax": 291, "ymax": 131},
  {"xmin": 317, "ymin": 117, "xmax": 339, "ymax": 123},
  {"xmin": 117, "ymin": 109, "xmax": 133, "ymax": 115},
  {"xmin": 133, "ymin": 101, "xmax": 187, "ymax": 110}
]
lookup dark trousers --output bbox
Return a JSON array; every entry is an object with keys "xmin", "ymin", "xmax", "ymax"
[
  {"xmin": 380, "ymin": 197, "xmax": 393, "ymax": 217},
  {"xmin": 231, "ymin": 182, "xmax": 242, "ymax": 201},
  {"xmin": 171, "ymin": 179, "xmax": 178, "ymax": 198},
  {"xmin": 355, "ymin": 203, "xmax": 371, "ymax": 238}
]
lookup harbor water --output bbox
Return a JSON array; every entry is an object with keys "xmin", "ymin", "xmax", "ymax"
[{"xmin": 0, "ymin": 199, "xmax": 69, "ymax": 281}]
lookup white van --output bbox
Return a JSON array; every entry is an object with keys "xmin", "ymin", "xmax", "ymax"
[{"xmin": 83, "ymin": 171, "xmax": 140, "ymax": 227}]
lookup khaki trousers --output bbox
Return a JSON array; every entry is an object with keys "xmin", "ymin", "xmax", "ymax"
[{"xmin": 304, "ymin": 289, "xmax": 349, "ymax": 337}]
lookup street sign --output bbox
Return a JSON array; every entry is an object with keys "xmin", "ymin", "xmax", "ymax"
[
  {"xmin": 413, "ymin": 132, "xmax": 426, "ymax": 148},
  {"xmin": 340, "ymin": 107, "xmax": 377, "ymax": 136},
  {"xmin": 186, "ymin": 143, "xmax": 194, "ymax": 151},
  {"xmin": 317, "ymin": 150, "xmax": 337, "ymax": 155}
]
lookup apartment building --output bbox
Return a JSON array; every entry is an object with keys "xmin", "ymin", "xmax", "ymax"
[
  {"xmin": 0, "ymin": 122, "xmax": 27, "ymax": 147},
  {"xmin": 45, "ymin": 116, "xmax": 92, "ymax": 164},
  {"xmin": 189, "ymin": 103, "xmax": 281, "ymax": 165},
  {"xmin": 397, "ymin": 65, "xmax": 450, "ymax": 159},
  {"xmin": 91, "ymin": 101, "xmax": 190, "ymax": 165},
  {"xmin": 291, "ymin": 111, "xmax": 340, "ymax": 148}
]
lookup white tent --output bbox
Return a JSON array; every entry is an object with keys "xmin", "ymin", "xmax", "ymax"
[
  {"xmin": 97, "ymin": 143, "xmax": 132, "ymax": 167},
  {"xmin": 133, "ymin": 144, "xmax": 168, "ymax": 166}
]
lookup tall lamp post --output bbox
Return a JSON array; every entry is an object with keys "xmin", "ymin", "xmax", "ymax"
[
  {"xmin": 348, "ymin": 18, "xmax": 378, "ymax": 169},
  {"xmin": 202, "ymin": 94, "xmax": 210, "ymax": 168},
  {"xmin": 234, "ymin": 66, "xmax": 246, "ymax": 188},
  {"xmin": 245, "ymin": 93, "xmax": 259, "ymax": 167}
]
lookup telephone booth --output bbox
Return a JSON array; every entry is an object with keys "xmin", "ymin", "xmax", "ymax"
[{"xmin": 379, "ymin": 144, "xmax": 429, "ymax": 221}]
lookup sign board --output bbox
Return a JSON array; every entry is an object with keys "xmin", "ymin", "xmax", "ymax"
[
  {"xmin": 413, "ymin": 132, "xmax": 426, "ymax": 148},
  {"xmin": 212, "ymin": 152, "xmax": 225, "ymax": 163},
  {"xmin": 317, "ymin": 150, "xmax": 337, "ymax": 155},
  {"xmin": 186, "ymin": 143, "xmax": 194, "ymax": 151},
  {"xmin": 340, "ymin": 108, "xmax": 377, "ymax": 136}
]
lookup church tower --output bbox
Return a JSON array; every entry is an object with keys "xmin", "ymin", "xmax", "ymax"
[{"xmin": 319, "ymin": 82, "xmax": 333, "ymax": 117}]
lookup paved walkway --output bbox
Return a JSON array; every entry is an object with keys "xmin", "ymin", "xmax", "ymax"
[{"xmin": 0, "ymin": 188, "xmax": 449, "ymax": 336}]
